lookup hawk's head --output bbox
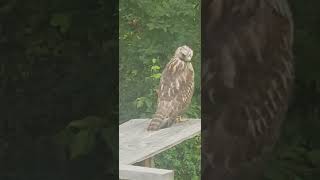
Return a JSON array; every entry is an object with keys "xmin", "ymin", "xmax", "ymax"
[{"xmin": 175, "ymin": 45, "xmax": 193, "ymax": 62}]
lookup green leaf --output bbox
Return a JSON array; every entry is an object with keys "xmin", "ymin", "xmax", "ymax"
[
  {"xmin": 151, "ymin": 73, "xmax": 161, "ymax": 79},
  {"xmin": 50, "ymin": 13, "xmax": 71, "ymax": 33},
  {"xmin": 131, "ymin": 70, "xmax": 138, "ymax": 75},
  {"xmin": 146, "ymin": 23, "xmax": 155, "ymax": 30},
  {"xmin": 69, "ymin": 129, "xmax": 95, "ymax": 159},
  {"xmin": 307, "ymin": 150, "xmax": 320, "ymax": 166},
  {"xmin": 152, "ymin": 58, "xmax": 157, "ymax": 64},
  {"xmin": 100, "ymin": 127, "xmax": 117, "ymax": 153},
  {"xmin": 135, "ymin": 98, "xmax": 144, "ymax": 108},
  {"xmin": 144, "ymin": 98, "xmax": 152, "ymax": 108},
  {"xmin": 151, "ymin": 65, "xmax": 160, "ymax": 71},
  {"xmin": 53, "ymin": 130, "xmax": 72, "ymax": 146}
]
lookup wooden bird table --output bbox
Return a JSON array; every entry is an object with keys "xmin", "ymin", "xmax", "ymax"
[{"xmin": 119, "ymin": 118, "xmax": 201, "ymax": 180}]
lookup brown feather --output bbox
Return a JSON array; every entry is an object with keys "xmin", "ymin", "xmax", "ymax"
[{"xmin": 202, "ymin": 0, "xmax": 294, "ymax": 179}]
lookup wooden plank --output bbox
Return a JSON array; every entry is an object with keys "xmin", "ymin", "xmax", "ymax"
[
  {"xmin": 119, "ymin": 118, "xmax": 201, "ymax": 165},
  {"xmin": 119, "ymin": 164, "xmax": 174, "ymax": 180}
]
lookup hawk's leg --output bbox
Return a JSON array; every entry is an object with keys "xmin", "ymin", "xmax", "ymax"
[{"xmin": 175, "ymin": 116, "xmax": 187, "ymax": 123}]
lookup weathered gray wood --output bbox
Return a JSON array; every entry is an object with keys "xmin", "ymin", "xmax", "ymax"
[
  {"xmin": 119, "ymin": 118, "xmax": 201, "ymax": 165},
  {"xmin": 119, "ymin": 164, "xmax": 174, "ymax": 180}
]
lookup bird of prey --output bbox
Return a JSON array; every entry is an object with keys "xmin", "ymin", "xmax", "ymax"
[
  {"xmin": 202, "ymin": 0, "xmax": 294, "ymax": 179},
  {"xmin": 147, "ymin": 45, "xmax": 194, "ymax": 131}
]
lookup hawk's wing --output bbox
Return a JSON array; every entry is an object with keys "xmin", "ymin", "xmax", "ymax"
[
  {"xmin": 202, "ymin": 0, "xmax": 294, "ymax": 179},
  {"xmin": 155, "ymin": 60, "xmax": 194, "ymax": 118},
  {"xmin": 267, "ymin": 0, "xmax": 294, "ymax": 43}
]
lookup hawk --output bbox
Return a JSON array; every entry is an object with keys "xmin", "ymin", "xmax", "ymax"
[
  {"xmin": 147, "ymin": 45, "xmax": 194, "ymax": 131},
  {"xmin": 202, "ymin": 0, "xmax": 294, "ymax": 179}
]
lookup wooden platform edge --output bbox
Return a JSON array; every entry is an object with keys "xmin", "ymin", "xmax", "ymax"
[
  {"xmin": 119, "ymin": 164, "xmax": 174, "ymax": 180},
  {"xmin": 120, "ymin": 118, "xmax": 201, "ymax": 165},
  {"xmin": 136, "ymin": 127, "xmax": 201, "ymax": 165}
]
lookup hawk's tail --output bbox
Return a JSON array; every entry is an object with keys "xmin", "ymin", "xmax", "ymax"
[{"xmin": 147, "ymin": 114, "xmax": 175, "ymax": 131}]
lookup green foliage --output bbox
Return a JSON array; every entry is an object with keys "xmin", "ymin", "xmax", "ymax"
[
  {"xmin": 155, "ymin": 135, "xmax": 201, "ymax": 180},
  {"xmin": 50, "ymin": 13, "xmax": 71, "ymax": 33},
  {"xmin": 0, "ymin": 0, "xmax": 118, "ymax": 178},
  {"xmin": 119, "ymin": 0, "xmax": 201, "ymax": 179},
  {"xmin": 119, "ymin": 0, "xmax": 201, "ymax": 122},
  {"xmin": 54, "ymin": 116, "xmax": 116, "ymax": 160}
]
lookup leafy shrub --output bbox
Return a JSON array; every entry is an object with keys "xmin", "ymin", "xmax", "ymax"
[{"xmin": 155, "ymin": 135, "xmax": 201, "ymax": 180}]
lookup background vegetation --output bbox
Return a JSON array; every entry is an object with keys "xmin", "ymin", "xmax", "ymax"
[
  {"xmin": 119, "ymin": 0, "xmax": 201, "ymax": 179},
  {"xmin": 0, "ymin": 0, "xmax": 118, "ymax": 179}
]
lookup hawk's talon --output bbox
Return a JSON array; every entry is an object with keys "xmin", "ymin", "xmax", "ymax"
[{"xmin": 175, "ymin": 116, "xmax": 186, "ymax": 123}]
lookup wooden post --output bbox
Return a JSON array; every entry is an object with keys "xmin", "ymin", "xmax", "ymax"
[
  {"xmin": 142, "ymin": 157, "xmax": 154, "ymax": 167},
  {"xmin": 135, "ymin": 157, "xmax": 155, "ymax": 167}
]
